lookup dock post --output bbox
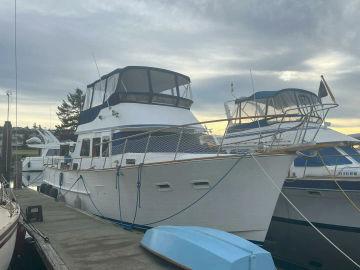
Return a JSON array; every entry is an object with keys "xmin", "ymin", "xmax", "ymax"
[
  {"xmin": 15, "ymin": 160, "xmax": 22, "ymax": 189},
  {"xmin": 0, "ymin": 121, "xmax": 12, "ymax": 187}
]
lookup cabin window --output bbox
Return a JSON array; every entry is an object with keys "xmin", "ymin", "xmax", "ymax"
[
  {"xmin": 92, "ymin": 137, "xmax": 101, "ymax": 157},
  {"xmin": 102, "ymin": 137, "xmax": 110, "ymax": 157},
  {"xmin": 104, "ymin": 73, "xmax": 119, "ymax": 101},
  {"xmin": 60, "ymin": 144, "xmax": 70, "ymax": 156},
  {"xmin": 80, "ymin": 139, "xmax": 90, "ymax": 157},
  {"xmin": 294, "ymin": 147, "xmax": 352, "ymax": 167},
  {"xmin": 83, "ymin": 87, "xmax": 93, "ymax": 110},
  {"xmin": 150, "ymin": 70, "xmax": 177, "ymax": 95},
  {"xmin": 46, "ymin": 149, "xmax": 60, "ymax": 156},
  {"xmin": 92, "ymin": 81, "xmax": 105, "ymax": 107},
  {"xmin": 120, "ymin": 68, "xmax": 149, "ymax": 93}
]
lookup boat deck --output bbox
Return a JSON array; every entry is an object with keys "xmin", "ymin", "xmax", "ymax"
[{"xmin": 13, "ymin": 188, "xmax": 179, "ymax": 270}]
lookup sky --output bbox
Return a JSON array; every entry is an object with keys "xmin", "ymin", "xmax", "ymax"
[{"xmin": 0, "ymin": 0, "xmax": 360, "ymax": 134}]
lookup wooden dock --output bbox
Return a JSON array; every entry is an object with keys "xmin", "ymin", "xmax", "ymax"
[{"xmin": 13, "ymin": 188, "xmax": 179, "ymax": 270}]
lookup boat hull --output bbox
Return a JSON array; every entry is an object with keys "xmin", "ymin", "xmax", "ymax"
[
  {"xmin": 265, "ymin": 179, "xmax": 360, "ymax": 270},
  {"xmin": 0, "ymin": 210, "xmax": 19, "ymax": 270},
  {"xmin": 141, "ymin": 226, "xmax": 276, "ymax": 270},
  {"xmin": 43, "ymin": 154, "xmax": 293, "ymax": 242}
]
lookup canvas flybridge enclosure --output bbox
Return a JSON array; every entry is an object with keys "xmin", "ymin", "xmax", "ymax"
[
  {"xmin": 82, "ymin": 66, "xmax": 193, "ymax": 111},
  {"xmin": 229, "ymin": 88, "xmax": 324, "ymax": 130}
]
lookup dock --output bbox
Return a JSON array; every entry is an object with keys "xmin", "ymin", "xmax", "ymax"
[{"xmin": 13, "ymin": 188, "xmax": 179, "ymax": 270}]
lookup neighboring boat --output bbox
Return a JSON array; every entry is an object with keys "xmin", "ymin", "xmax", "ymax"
[
  {"xmin": 141, "ymin": 226, "xmax": 276, "ymax": 270},
  {"xmin": 266, "ymin": 132, "xmax": 360, "ymax": 270},
  {"xmin": 222, "ymin": 88, "xmax": 359, "ymax": 269},
  {"xmin": 222, "ymin": 88, "xmax": 338, "ymax": 152},
  {"xmin": 42, "ymin": 66, "xmax": 314, "ymax": 243},
  {"xmin": 22, "ymin": 128, "xmax": 74, "ymax": 187},
  {"xmin": 0, "ymin": 180, "xmax": 20, "ymax": 270}
]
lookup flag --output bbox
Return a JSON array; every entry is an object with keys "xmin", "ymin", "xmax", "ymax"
[{"xmin": 318, "ymin": 80, "xmax": 328, "ymax": 98}]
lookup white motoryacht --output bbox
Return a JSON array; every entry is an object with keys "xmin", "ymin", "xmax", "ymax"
[
  {"xmin": 42, "ymin": 66, "xmax": 314, "ymax": 243},
  {"xmin": 223, "ymin": 88, "xmax": 359, "ymax": 269},
  {"xmin": 267, "ymin": 131, "xmax": 360, "ymax": 270},
  {"xmin": 22, "ymin": 129, "xmax": 74, "ymax": 187},
  {"xmin": 0, "ymin": 181, "xmax": 20, "ymax": 270}
]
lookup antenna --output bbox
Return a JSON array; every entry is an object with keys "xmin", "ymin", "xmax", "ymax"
[
  {"xmin": 230, "ymin": 82, "xmax": 237, "ymax": 98},
  {"xmin": 92, "ymin": 52, "xmax": 110, "ymax": 107},
  {"xmin": 250, "ymin": 69, "xmax": 255, "ymax": 96},
  {"xmin": 6, "ymin": 90, "xmax": 11, "ymax": 122},
  {"xmin": 92, "ymin": 52, "xmax": 102, "ymax": 82}
]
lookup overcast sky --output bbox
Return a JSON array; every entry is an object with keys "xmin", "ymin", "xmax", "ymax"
[{"xmin": 0, "ymin": 0, "xmax": 360, "ymax": 133}]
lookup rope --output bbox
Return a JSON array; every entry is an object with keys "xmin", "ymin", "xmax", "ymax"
[
  {"xmin": 143, "ymin": 156, "xmax": 244, "ymax": 226},
  {"xmin": 80, "ymin": 176, "xmax": 104, "ymax": 217},
  {"xmin": 317, "ymin": 153, "xmax": 360, "ymax": 214},
  {"xmin": 24, "ymin": 172, "xmax": 44, "ymax": 187},
  {"xmin": 250, "ymin": 153, "xmax": 360, "ymax": 269},
  {"xmin": 14, "ymin": 0, "xmax": 19, "ymax": 184},
  {"xmin": 130, "ymin": 163, "xmax": 143, "ymax": 229},
  {"xmin": 116, "ymin": 165, "xmax": 123, "ymax": 222},
  {"xmin": 61, "ymin": 175, "xmax": 83, "ymax": 196}
]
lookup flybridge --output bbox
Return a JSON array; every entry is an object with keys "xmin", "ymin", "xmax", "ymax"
[{"xmin": 82, "ymin": 66, "xmax": 193, "ymax": 111}]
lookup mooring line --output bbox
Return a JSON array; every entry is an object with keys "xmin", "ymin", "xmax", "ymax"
[{"xmin": 250, "ymin": 153, "xmax": 360, "ymax": 269}]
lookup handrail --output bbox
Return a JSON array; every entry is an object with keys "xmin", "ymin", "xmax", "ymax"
[{"xmin": 46, "ymin": 101, "xmax": 338, "ymax": 171}]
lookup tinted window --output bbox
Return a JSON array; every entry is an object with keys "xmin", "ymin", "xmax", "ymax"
[
  {"xmin": 80, "ymin": 139, "xmax": 90, "ymax": 157},
  {"xmin": 102, "ymin": 137, "xmax": 110, "ymax": 157},
  {"xmin": 46, "ymin": 149, "xmax": 60, "ymax": 156},
  {"xmin": 92, "ymin": 138, "xmax": 101, "ymax": 157}
]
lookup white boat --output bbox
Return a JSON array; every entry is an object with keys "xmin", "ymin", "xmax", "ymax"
[
  {"xmin": 42, "ymin": 66, "xmax": 314, "ymax": 243},
  {"xmin": 0, "ymin": 181, "xmax": 20, "ymax": 270},
  {"xmin": 22, "ymin": 129, "xmax": 74, "ymax": 187},
  {"xmin": 141, "ymin": 226, "xmax": 276, "ymax": 270},
  {"xmin": 267, "ymin": 131, "xmax": 360, "ymax": 270},
  {"xmin": 222, "ymin": 88, "xmax": 359, "ymax": 269}
]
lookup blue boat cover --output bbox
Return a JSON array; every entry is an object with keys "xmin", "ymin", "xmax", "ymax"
[{"xmin": 141, "ymin": 226, "xmax": 275, "ymax": 270}]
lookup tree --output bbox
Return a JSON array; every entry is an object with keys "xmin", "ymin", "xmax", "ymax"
[{"xmin": 55, "ymin": 88, "xmax": 84, "ymax": 140}]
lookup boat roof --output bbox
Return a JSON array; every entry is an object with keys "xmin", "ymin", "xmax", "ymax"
[
  {"xmin": 87, "ymin": 66, "xmax": 190, "ymax": 90},
  {"xmin": 236, "ymin": 88, "xmax": 320, "ymax": 108}
]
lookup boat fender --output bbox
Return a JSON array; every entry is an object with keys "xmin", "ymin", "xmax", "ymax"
[
  {"xmin": 49, "ymin": 187, "xmax": 58, "ymax": 199},
  {"xmin": 74, "ymin": 195, "xmax": 82, "ymax": 209},
  {"xmin": 45, "ymin": 184, "xmax": 53, "ymax": 195},
  {"xmin": 27, "ymin": 161, "xmax": 31, "ymax": 168},
  {"xmin": 59, "ymin": 172, "xmax": 64, "ymax": 187},
  {"xmin": 40, "ymin": 183, "xmax": 48, "ymax": 194}
]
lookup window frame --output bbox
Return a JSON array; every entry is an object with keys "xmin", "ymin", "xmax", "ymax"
[
  {"xmin": 92, "ymin": 137, "xmax": 101, "ymax": 157},
  {"xmin": 80, "ymin": 139, "xmax": 91, "ymax": 157}
]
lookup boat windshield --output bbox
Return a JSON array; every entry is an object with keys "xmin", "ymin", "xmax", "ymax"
[
  {"xmin": 232, "ymin": 88, "xmax": 322, "ymax": 125},
  {"xmin": 82, "ymin": 66, "xmax": 193, "ymax": 111}
]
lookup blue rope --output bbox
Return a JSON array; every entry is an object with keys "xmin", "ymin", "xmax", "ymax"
[
  {"xmin": 116, "ymin": 166, "xmax": 123, "ymax": 222},
  {"xmin": 130, "ymin": 163, "xmax": 143, "ymax": 229}
]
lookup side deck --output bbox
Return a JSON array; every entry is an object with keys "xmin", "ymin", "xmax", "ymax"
[{"xmin": 13, "ymin": 188, "xmax": 178, "ymax": 270}]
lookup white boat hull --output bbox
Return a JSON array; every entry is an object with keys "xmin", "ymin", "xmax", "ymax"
[
  {"xmin": 266, "ymin": 179, "xmax": 360, "ymax": 270},
  {"xmin": 0, "ymin": 208, "xmax": 19, "ymax": 270},
  {"xmin": 22, "ymin": 156, "xmax": 44, "ymax": 172},
  {"xmin": 43, "ymin": 154, "xmax": 293, "ymax": 242}
]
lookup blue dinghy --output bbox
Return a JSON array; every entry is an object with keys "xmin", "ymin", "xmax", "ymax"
[{"xmin": 141, "ymin": 226, "xmax": 275, "ymax": 270}]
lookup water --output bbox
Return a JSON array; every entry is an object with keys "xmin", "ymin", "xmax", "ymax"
[{"xmin": 9, "ymin": 236, "xmax": 46, "ymax": 270}]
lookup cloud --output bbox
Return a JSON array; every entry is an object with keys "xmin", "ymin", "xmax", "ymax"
[{"xmin": 0, "ymin": 0, "xmax": 360, "ymax": 133}]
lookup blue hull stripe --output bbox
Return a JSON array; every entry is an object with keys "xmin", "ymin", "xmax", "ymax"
[
  {"xmin": 272, "ymin": 216, "xmax": 360, "ymax": 233},
  {"xmin": 284, "ymin": 179, "xmax": 360, "ymax": 191}
]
